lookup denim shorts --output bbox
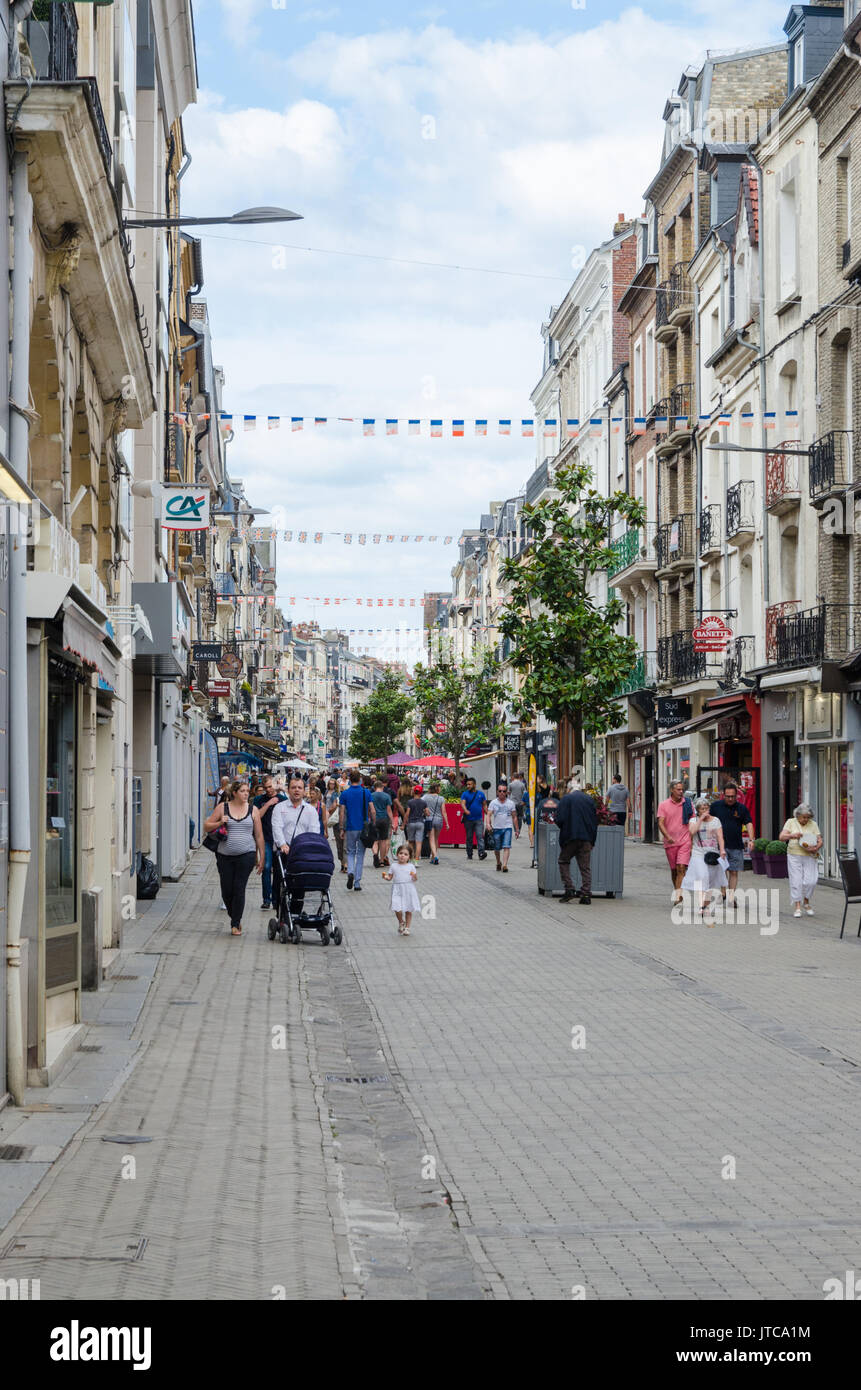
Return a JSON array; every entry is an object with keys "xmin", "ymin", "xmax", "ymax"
[
  {"xmin": 725, "ymin": 846, "xmax": 745, "ymax": 872},
  {"xmin": 493, "ymin": 827, "xmax": 512, "ymax": 850}
]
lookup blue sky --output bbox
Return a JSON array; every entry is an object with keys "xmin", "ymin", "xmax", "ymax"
[{"xmin": 183, "ymin": 0, "xmax": 791, "ymax": 661}]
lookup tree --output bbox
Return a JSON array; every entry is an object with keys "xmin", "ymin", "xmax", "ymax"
[
  {"xmin": 411, "ymin": 650, "xmax": 509, "ymax": 779},
  {"xmin": 348, "ymin": 668, "xmax": 414, "ymax": 770},
  {"xmin": 498, "ymin": 459, "xmax": 646, "ymax": 775}
]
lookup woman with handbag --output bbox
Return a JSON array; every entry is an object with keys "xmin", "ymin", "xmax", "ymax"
[
  {"xmin": 203, "ymin": 781, "xmax": 264, "ymax": 936},
  {"xmin": 422, "ymin": 781, "xmax": 446, "ymax": 864},
  {"xmin": 779, "ymin": 802, "xmax": 823, "ymax": 917},
  {"xmin": 681, "ymin": 796, "xmax": 726, "ymax": 926}
]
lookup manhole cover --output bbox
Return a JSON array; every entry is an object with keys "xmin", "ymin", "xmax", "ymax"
[
  {"xmin": 0, "ymin": 1145, "xmax": 34, "ymax": 1161},
  {"xmin": 324, "ymin": 1075, "xmax": 390, "ymax": 1085},
  {"xmin": 1, "ymin": 1234, "xmax": 147, "ymax": 1262},
  {"xmin": 111, "ymin": 975, "xmax": 139, "ymax": 981},
  {"xmin": 100, "ymin": 1135, "xmax": 153, "ymax": 1145}
]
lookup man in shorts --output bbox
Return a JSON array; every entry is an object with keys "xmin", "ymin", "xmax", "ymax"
[
  {"xmin": 709, "ymin": 780, "xmax": 753, "ymax": 907},
  {"xmin": 657, "ymin": 780, "xmax": 694, "ymax": 904}
]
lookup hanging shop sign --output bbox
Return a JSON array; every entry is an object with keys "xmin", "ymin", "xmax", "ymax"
[
  {"xmin": 208, "ymin": 681, "xmax": 231, "ymax": 697},
  {"xmin": 210, "ymin": 721, "xmax": 231, "ymax": 738},
  {"xmin": 503, "ymin": 733, "xmax": 522, "ymax": 753},
  {"xmin": 692, "ymin": 616, "xmax": 733, "ymax": 652},
  {"xmin": 434, "ymin": 723, "xmax": 447, "ymax": 734},
  {"xmin": 162, "ymin": 486, "xmax": 210, "ymax": 532},
  {"xmin": 656, "ymin": 697, "xmax": 691, "ymax": 729},
  {"xmin": 193, "ymin": 641, "xmax": 222, "ymax": 663},
  {"xmin": 537, "ymin": 730, "xmax": 557, "ymax": 753},
  {"xmin": 217, "ymin": 651, "xmax": 243, "ymax": 679}
]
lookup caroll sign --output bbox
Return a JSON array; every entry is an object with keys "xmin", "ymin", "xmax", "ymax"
[{"xmin": 162, "ymin": 486, "xmax": 210, "ymax": 532}]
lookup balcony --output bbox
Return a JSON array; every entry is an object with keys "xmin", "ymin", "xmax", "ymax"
[
  {"xmin": 773, "ymin": 603, "xmax": 861, "ymax": 668},
  {"xmin": 658, "ymin": 632, "xmax": 707, "ymax": 685},
  {"xmin": 614, "ymin": 651, "xmax": 658, "ymax": 697},
  {"xmin": 667, "ymin": 262, "xmax": 692, "ymax": 326},
  {"xmin": 605, "ymin": 522, "xmax": 658, "ymax": 587},
  {"xmin": 699, "ymin": 504, "xmax": 722, "ymax": 559},
  {"xmin": 656, "ymin": 513, "xmax": 695, "ymax": 573},
  {"xmin": 766, "ymin": 600, "xmax": 801, "ymax": 662},
  {"xmin": 668, "ymin": 382, "xmax": 695, "ymax": 440},
  {"xmin": 655, "ymin": 280, "xmax": 675, "ymax": 343},
  {"xmin": 726, "ymin": 480, "xmax": 756, "ymax": 542},
  {"xmin": 525, "ymin": 459, "xmax": 553, "ymax": 506},
  {"xmin": 722, "ymin": 636, "xmax": 756, "ymax": 690},
  {"xmin": 215, "ymin": 572, "xmax": 236, "ymax": 601},
  {"xmin": 23, "ymin": 2, "xmax": 78, "ymax": 84},
  {"xmin": 765, "ymin": 443, "xmax": 802, "ymax": 513},
  {"xmin": 809, "ymin": 430, "xmax": 851, "ymax": 503}
]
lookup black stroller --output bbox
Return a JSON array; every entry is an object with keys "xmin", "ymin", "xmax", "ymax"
[{"xmin": 268, "ymin": 832, "xmax": 342, "ymax": 947}]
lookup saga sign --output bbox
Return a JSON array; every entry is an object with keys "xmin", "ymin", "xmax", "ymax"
[{"xmin": 162, "ymin": 486, "xmax": 210, "ymax": 532}]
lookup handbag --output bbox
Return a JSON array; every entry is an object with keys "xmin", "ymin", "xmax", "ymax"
[
  {"xmin": 203, "ymin": 824, "xmax": 228, "ymax": 853},
  {"xmin": 484, "ymin": 828, "xmax": 495, "ymax": 851},
  {"xmin": 698, "ymin": 830, "xmax": 719, "ymax": 866},
  {"xmin": 360, "ymin": 790, "xmax": 377, "ymax": 849}
]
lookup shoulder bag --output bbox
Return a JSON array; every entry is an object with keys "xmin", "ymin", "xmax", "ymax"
[
  {"xmin": 698, "ymin": 829, "xmax": 720, "ymax": 867},
  {"xmin": 360, "ymin": 789, "xmax": 378, "ymax": 848},
  {"xmin": 203, "ymin": 809, "xmax": 229, "ymax": 854}
]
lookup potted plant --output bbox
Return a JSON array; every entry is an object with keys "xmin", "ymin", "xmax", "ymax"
[
  {"xmin": 764, "ymin": 839, "xmax": 788, "ymax": 879},
  {"xmin": 751, "ymin": 837, "xmax": 770, "ymax": 875}
]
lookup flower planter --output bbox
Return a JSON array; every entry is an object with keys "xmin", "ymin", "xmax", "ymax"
[
  {"xmin": 437, "ymin": 801, "xmax": 466, "ymax": 847},
  {"xmin": 750, "ymin": 850, "xmax": 766, "ymax": 875},
  {"xmin": 764, "ymin": 854, "xmax": 788, "ymax": 879}
]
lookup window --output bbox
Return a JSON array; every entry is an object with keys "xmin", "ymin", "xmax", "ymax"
[
  {"xmin": 790, "ymin": 33, "xmax": 804, "ymax": 91},
  {"xmin": 633, "ymin": 338, "xmax": 643, "ymax": 417},
  {"xmin": 837, "ymin": 150, "xmax": 851, "ymax": 266},
  {"xmin": 779, "ymin": 180, "xmax": 798, "ymax": 302},
  {"xmin": 46, "ymin": 663, "xmax": 77, "ymax": 928},
  {"xmin": 645, "ymin": 327, "xmax": 655, "ymax": 410}
]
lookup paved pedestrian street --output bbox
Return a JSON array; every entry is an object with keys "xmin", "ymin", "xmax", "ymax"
[{"xmin": 1, "ymin": 835, "xmax": 860, "ymax": 1300}]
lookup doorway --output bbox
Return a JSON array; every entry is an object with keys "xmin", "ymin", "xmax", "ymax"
[{"xmin": 769, "ymin": 733, "xmax": 799, "ymax": 842}]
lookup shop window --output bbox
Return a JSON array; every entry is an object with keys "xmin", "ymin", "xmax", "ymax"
[{"xmin": 46, "ymin": 660, "xmax": 77, "ymax": 927}]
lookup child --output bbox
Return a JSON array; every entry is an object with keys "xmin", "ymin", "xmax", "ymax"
[{"xmin": 382, "ymin": 844, "xmax": 421, "ymax": 936}]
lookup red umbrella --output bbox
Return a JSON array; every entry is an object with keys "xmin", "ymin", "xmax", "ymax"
[{"xmin": 404, "ymin": 755, "xmax": 457, "ymax": 768}]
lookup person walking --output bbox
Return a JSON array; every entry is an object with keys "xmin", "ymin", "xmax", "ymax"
[
  {"xmin": 422, "ymin": 781, "xmax": 446, "ymax": 864},
  {"xmin": 405, "ymin": 784, "xmax": 430, "ymax": 862},
  {"xmin": 485, "ymin": 782, "xmax": 519, "ymax": 872},
  {"xmin": 309, "ymin": 785, "xmax": 328, "ymax": 834},
  {"xmin": 203, "ymin": 780, "xmax": 264, "ymax": 936},
  {"xmin": 681, "ymin": 796, "xmax": 726, "ymax": 925},
  {"xmin": 386, "ymin": 769, "xmax": 401, "ymax": 800},
  {"xmin": 214, "ymin": 775, "xmax": 231, "ymax": 807},
  {"xmin": 253, "ymin": 774, "xmax": 288, "ymax": 910},
  {"xmin": 338, "ymin": 768, "xmax": 376, "ymax": 891},
  {"xmin": 708, "ymin": 780, "xmax": 753, "ymax": 907},
  {"xmin": 556, "ymin": 782, "xmax": 598, "ymax": 905},
  {"xmin": 460, "ymin": 776, "xmax": 487, "ymax": 861},
  {"xmin": 605, "ymin": 773, "xmax": 631, "ymax": 828},
  {"xmin": 382, "ymin": 844, "xmax": 421, "ymax": 936},
  {"xmin": 508, "ymin": 770, "xmax": 526, "ymax": 834},
  {"xmin": 657, "ymin": 780, "xmax": 695, "ymax": 905},
  {"xmin": 271, "ymin": 774, "xmax": 325, "ymax": 918},
  {"xmin": 371, "ymin": 778, "xmax": 394, "ymax": 868},
  {"xmin": 326, "ymin": 778, "xmax": 347, "ymax": 873},
  {"xmin": 779, "ymin": 802, "xmax": 823, "ymax": 916}
]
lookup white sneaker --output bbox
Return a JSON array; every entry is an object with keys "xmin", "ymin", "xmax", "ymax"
[
  {"xmin": 805, "ymin": 907, "xmax": 814, "ymax": 916},
  {"xmin": 793, "ymin": 908, "xmax": 801, "ymax": 918}
]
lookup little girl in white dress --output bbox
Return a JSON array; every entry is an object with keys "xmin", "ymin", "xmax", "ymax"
[{"xmin": 383, "ymin": 845, "xmax": 421, "ymax": 935}]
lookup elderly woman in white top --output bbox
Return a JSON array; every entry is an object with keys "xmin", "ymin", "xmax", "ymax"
[
  {"xmin": 681, "ymin": 795, "xmax": 727, "ymax": 926},
  {"xmin": 779, "ymin": 802, "xmax": 823, "ymax": 917}
]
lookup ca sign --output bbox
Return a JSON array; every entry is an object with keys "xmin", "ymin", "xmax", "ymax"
[{"xmin": 162, "ymin": 486, "xmax": 210, "ymax": 532}]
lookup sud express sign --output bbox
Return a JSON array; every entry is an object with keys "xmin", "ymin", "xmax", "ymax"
[{"xmin": 162, "ymin": 486, "xmax": 210, "ymax": 532}]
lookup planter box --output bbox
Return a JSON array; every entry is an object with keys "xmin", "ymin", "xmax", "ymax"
[
  {"xmin": 438, "ymin": 801, "xmax": 466, "ymax": 847},
  {"xmin": 538, "ymin": 821, "xmax": 625, "ymax": 897},
  {"xmin": 750, "ymin": 851, "xmax": 766, "ymax": 875},
  {"xmin": 764, "ymin": 855, "xmax": 788, "ymax": 879}
]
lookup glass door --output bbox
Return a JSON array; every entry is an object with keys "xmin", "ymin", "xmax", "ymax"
[{"xmin": 45, "ymin": 664, "xmax": 77, "ymax": 927}]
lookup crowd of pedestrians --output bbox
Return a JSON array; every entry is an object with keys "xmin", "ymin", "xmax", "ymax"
[{"xmin": 205, "ymin": 761, "xmax": 827, "ymax": 933}]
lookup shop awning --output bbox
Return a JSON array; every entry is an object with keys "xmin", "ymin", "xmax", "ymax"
[
  {"xmin": 229, "ymin": 729, "xmax": 282, "ymax": 755},
  {"xmin": 627, "ymin": 700, "xmax": 746, "ymax": 755}
]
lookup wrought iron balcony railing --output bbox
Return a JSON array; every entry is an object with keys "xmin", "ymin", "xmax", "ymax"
[
  {"xmin": 700, "ymin": 503, "xmax": 721, "ymax": 556},
  {"xmin": 215, "ymin": 572, "xmax": 236, "ymax": 597},
  {"xmin": 765, "ymin": 443, "xmax": 802, "ymax": 510},
  {"xmin": 658, "ymin": 631, "xmax": 707, "ymax": 684},
  {"xmin": 723, "ymin": 636, "xmax": 756, "ymax": 690},
  {"xmin": 656, "ymin": 513, "xmax": 694, "ymax": 569},
  {"xmin": 525, "ymin": 459, "xmax": 552, "ymax": 506},
  {"xmin": 774, "ymin": 603, "xmax": 861, "ymax": 667},
  {"xmin": 726, "ymin": 480, "xmax": 756, "ymax": 538},
  {"xmin": 667, "ymin": 263, "xmax": 690, "ymax": 320},
  {"xmin": 765, "ymin": 600, "xmax": 800, "ymax": 662},
  {"xmin": 669, "ymin": 381, "xmax": 695, "ymax": 430},
  {"xmin": 614, "ymin": 651, "xmax": 658, "ymax": 697},
  {"xmin": 655, "ymin": 280, "xmax": 672, "ymax": 334},
  {"xmin": 24, "ymin": 1, "xmax": 78, "ymax": 82},
  {"xmin": 809, "ymin": 430, "xmax": 851, "ymax": 500}
]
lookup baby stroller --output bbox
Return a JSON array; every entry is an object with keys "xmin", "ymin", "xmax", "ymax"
[{"xmin": 268, "ymin": 832, "xmax": 342, "ymax": 947}]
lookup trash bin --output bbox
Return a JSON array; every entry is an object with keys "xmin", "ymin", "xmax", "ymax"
[{"xmin": 537, "ymin": 817, "xmax": 564, "ymax": 896}]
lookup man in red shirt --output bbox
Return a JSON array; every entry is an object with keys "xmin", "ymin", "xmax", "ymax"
[{"xmin": 657, "ymin": 780, "xmax": 694, "ymax": 904}]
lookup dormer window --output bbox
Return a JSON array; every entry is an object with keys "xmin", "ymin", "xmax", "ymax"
[{"xmin": 790, "ymin": 32, "xmax": 804, "ymax": 91}]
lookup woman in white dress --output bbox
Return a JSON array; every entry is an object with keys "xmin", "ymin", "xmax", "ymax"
[
  {"xmin": 681, "ymin": 795, "xmax": 727, "ymax": 926},
  {"xmin": 382, "ymin": 844, "xmax": 421, "ymax": 935}
]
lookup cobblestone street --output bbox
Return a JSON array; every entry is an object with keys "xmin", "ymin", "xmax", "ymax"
[{"xmin": 1, "ymin": 836, "xmax": 860, "ymax": 1300}]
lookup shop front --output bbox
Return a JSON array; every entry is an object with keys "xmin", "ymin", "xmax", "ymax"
[
  {"xmin": 759, "ymin": 690, "xmax": 801, "ymax": 843},
  {"xmin": 536, "ymin": 727, "xmax": 557, "ymax": 787},
  {"xmin": 796, "ymin": 688, "xmax": 853, "ymax": 882}
]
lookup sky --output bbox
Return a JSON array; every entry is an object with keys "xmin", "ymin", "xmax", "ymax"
[{"xmin": 182, "ymin": 0, "xmax": 792, "ymax": 665}]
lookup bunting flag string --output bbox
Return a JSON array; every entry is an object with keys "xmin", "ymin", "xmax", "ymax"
[
  {"xmin": 209, "ymin": 527, "xmax": 456, "ymax": 544},
  {"xmin": 198, "ymin": 408, "xmax": 810, "ymax": 437}
]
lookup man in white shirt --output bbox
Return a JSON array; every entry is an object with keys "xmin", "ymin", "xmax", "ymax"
[
  {"xmin": 485, "ymin": 783, "xmax": 519, "ymax": 872},
  {"xmin": 272, "ymin": 775, "xmax": 321, "ymax": 851}
]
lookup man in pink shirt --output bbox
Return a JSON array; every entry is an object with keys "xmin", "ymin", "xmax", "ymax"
[{"xmin": 657, "ymin": 780, "xmax": 694, "ymax": 904}]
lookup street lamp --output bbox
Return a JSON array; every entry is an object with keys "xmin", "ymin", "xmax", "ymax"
[{"xmin": 123, "ymin": 205, "xmax": 303, "ymax": 231}]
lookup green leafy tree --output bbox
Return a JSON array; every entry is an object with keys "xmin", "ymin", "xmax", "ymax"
[
  {"xmin": 348, "ymin": 667, "xmax": 414, "ymax": 770},
  {"xmin": 411, "ymin": 650, "xmax": 509, "ymax": 778},
  {"xmin": 499, "ymin": 459, "xmax": 646, "ymax": 774}
]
